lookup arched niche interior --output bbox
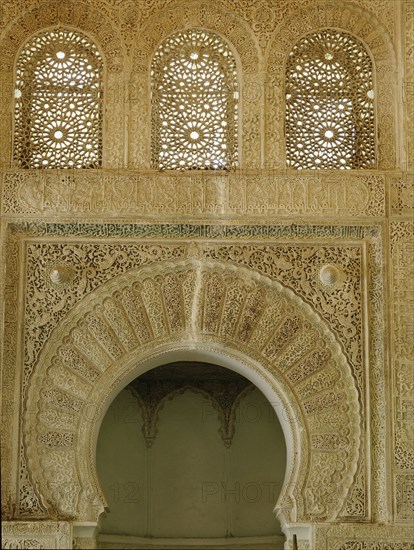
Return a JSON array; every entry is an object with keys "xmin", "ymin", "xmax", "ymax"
[{"xmin": 96, "ymin": 361, "xmax": 287, "ymax": 549}]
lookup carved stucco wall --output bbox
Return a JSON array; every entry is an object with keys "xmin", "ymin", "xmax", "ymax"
[
  {"xmin": 0, "ymin": 0, "xmax": 413, "ymax": 549},
  {"xmin": 1, "ymin": 522, "xmax": 72, "ymax": 549}
]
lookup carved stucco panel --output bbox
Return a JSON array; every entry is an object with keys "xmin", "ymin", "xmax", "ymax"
[
  {"xmin": 395, "ymin": 473, "xmax": 414, "ymax": 523},
  {"xmin": 391, "ymin": 173, "xmax": 414, "ymax": 217},
  {"xmin": 404, "ymin": 0, "xmax": 414, "ymax": 172},
  {"xmin": 1, "ymin": 521, "xmax": 72, "ymax": 549},
  {"xmin": 0, "ymin": 70, "xmax": 13, "ymax": 165},
  {"xmin": 390, "ymin": 222, "xmax": 414, "ymax": 522},
  {"xmin": 314, "ymin": 523, "xmax": 414, "ymax": 549},
  {"xmin": 104, "ymin": 73, "xmax": 125, "ymax": 169},
  {"xmin": 0, "ymin": 0, "xmax": 406, "ymax": 543},
  {"xmin": 19, "ymin": 235, "xmax": 367, "ymax": 398}
]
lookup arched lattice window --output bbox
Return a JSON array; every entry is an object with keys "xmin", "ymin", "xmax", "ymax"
[
  {"xmin": 285, "ymin": 29, "xmax": 375, "ymax": 170},
  {"xmin": 14, "ymin": 28, "xmax": 103, "ymax": 169},
  {"xmin": 151, "ymin": 29, "xmax": 238, "ymax": 170}
]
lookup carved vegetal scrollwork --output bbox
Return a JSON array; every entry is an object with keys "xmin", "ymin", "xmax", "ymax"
[
  {"xmin": 391, "ymin": 174, "xmax": 414, "ymax": 216},
  {"xmin": 390, "ymin": 222, "xmax": 414, "ymax": 522}
]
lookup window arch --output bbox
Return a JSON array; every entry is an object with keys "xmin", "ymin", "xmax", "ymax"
[
  {"xmin": 285, "ymin": 29, "xmax": 375, "ymax": 170},
  {"xmin": 151, "ymin": 29, "xmax": 239, "ymax": 170},
  {"xmin": 14, "ymin": 28, "xmax": 103, "ymax": 169}
]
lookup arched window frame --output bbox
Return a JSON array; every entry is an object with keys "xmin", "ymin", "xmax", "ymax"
[
  {"xmin": 284, "ymin": 27, "xmax": 377, "ymax": 170},
  {"xmin": 150, "ymin": 27, "xmax": 240, "ymax": 171},
  {"xmin": 13, "ymin": 26, "xmax": 104, "ymax": 169}
]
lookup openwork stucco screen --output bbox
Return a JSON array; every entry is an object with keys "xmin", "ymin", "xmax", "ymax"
[
  {"xmin": 14, "ymin": 29, "xmax": 103, "ymax": 169},
  {"xmin": 285, "ymin": 29, "xmax": 375, "ymax": 170},
  {"xmin": 151, "ymin": 29, "xmax": 238, "ymax": 170}
]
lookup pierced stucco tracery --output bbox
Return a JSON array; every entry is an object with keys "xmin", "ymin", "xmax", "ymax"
[
  {"xmin": 151, "ymin": 28, "xmax": 238, "ymax": 170},
  {"xmin": 0, "ymin": 0, "xmax": 125, "ymax": 169},
  {"xmin": 285, "ymin": 29, "xmax": 375, "ymax": 170},
  {"xmin": 14, "ymin": 28, "xmax": 103, "ymax": 169},
  {"xmin": 265, "ymin": 2, "xmax": 396, "ymax": 170},
  {"xmin": 130, "ymin": 0, "xmax": 261, "ymax": 169}
]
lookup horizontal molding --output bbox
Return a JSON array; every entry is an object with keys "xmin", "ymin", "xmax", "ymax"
[{"xmin": 1, "ymin": 169, "xmax": 388, "ymax": 218}]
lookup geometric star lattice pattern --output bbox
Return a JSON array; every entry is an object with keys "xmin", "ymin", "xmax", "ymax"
[
  {"xmin": 285, "ymin": 29, "xmax": 375, "ymax": 170},
  {"xmin": 14, "ymin": 28, "xmax": 103, "ymax": 169},
  {"xmin": 151, "ymin": 29, "xmax": 238, "ymax": 170}
]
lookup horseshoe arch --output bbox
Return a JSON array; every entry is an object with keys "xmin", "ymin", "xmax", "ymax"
[{"xmin": 24, "ymin": 259, "xmax": 361, "ymax": 529}]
